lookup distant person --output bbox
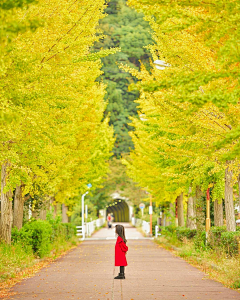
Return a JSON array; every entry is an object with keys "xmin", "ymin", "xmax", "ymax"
[
  {"xmin": 111, "ymin": 213, "xmax": 114, "ymax": 222},
  {"xmin": 107, "ymin": 213, "xmax": 112, "ymax": 229},
  {"xmin": 114, "ymin": 224, "xmax": 128, "ymax": 279}
]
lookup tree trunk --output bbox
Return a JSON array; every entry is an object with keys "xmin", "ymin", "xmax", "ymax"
[
  {"xmin": 195, "ymin": 186, "xmax": 205, "ymax": 230},
  {"xmin": 53, "ymin": 204, "xmax": 58, "ymax": 218},
  {"xmin": 225, "ymin": 165, "xmax": 236, "ymax": 232},
  {"xmin": 187, "ymin": 187, "xmax": 197, "ymax": 229},
  {"xmin": 50, "ymin": 197, "xmax": 58, "ymax": 218},
  {"xmin": 32, "ymin": 210, "xmax": 38, "ymax": 219},
  {"xmin": 177, "ymin": 193, "xmax": 184, "ymax": 227},
  {"xmin": 13, "ymin": 184, "xmax": 25, "ymax": 229},
  {"xmin": 168, "ymin": 202, "xmax": 175, "ymax": 225},
  {"xmin": 39, "ymin": 209, "xmax": 47, "ymax": 220},
  {"xmin": 62, "ymin": 204, "xmax": 68, "ymax": 223},
  {"xmin": 214, "ymin": 200, "xmax": 223, "ymax": 226},
  {"xmin": 39, "ymin": 198, "xmax": 51, "ymax": 221},
  {"xmin": 0, "ymin": 162, "xmax": 13, "ymax": 244}
]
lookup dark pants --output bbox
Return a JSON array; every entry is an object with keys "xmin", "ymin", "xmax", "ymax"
[{"xmin": 120, "ymin": 266, "xmax": 125, "ymax": 274}]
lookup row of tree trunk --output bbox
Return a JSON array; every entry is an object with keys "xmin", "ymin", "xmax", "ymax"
[
  {"xmin": 1, "ymin": 161, "xmax": 239, "ymax": 243},
  {"xmin": 0, "ymin": 163, "xmax": 13, "ymax": 244},
  {"xmin": 0, "ymin": 163, "xmax": 71, "ymax": 244},
  {"xmin": 174, "ymin": 167, "xmax": 237, "ymax": 231}
]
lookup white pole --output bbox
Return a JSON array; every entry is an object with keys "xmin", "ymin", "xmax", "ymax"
[
  {"xmin": 82, "ymin": 191, "xmax": 88, "ymax": 240},
  {"xmin": 82, "ymin": 194, "xmax": 84, "ymax": 240},
  {"xmin": 29, "ymin": 203, "xmax": 32, "ymax": 220}
]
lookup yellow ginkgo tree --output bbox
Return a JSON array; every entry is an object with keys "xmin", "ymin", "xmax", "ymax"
[
  {"xmin": 0, "ymin": 0, "xmax": 115, "ymax": 243},
  {"xmin": 121, "ymin": 0, "xmax": 239, "ymax": 231}
]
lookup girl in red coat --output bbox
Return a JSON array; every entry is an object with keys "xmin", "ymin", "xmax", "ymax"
[{"xmin": 114, "ymin": 224, "xmax": 128, "ymax": 279}]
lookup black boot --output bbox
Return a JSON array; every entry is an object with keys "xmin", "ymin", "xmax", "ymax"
[{"xmin": 114, "ymin": 273, "xmax": 125, "ymax": 279}]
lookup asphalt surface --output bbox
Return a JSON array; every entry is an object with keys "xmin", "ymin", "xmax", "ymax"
[{"xmin": 9, "ymin": 223, "xmax": 240, "ymax": 300}]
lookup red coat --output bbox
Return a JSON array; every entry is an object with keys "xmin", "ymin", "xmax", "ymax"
[{"xmin": 115, "ymin": 236, "xmax": 128, "ymax": 266}]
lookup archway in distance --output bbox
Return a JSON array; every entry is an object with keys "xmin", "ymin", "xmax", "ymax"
[{"xmin": 106, "ymin": 199, "xmax": 129, "ymax": 222}]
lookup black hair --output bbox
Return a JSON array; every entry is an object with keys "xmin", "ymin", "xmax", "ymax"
[{"xmin": 115, "ymin": 224, "xmax": 127, "ymax": 244}]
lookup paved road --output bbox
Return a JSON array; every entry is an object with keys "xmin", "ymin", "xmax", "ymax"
[
  {"xmin": 9, "ymin": 223, "xmax": 240, "ymax": 300},
  {"xmin": 89, "ymin": 222, "xmax": 146, "ymax": 240}
]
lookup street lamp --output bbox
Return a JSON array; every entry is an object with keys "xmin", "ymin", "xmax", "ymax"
[
  {"xmin": 139, "ymin": 61, "xmax": 170, "ymax": 124},
  {"xmin": 138, "ymin": 61, "xmax": 170, "ymax": 235},
  {"xmin": 140, "ymin": 114, "xmax": 147, "ymax": 121},
  {"xmin": 154, "ymin": 60, "xmax": 205, "ymax": 94},
  {"xmin": 82, "ymin": 191, "xmax": 88, "ymax": 240},
  {"xmin": 81, "ymin": 183, "xmax": 92, "ymax": 240},
  {"xmin": 153, "ymin": 60, "xmax": 171, "ymax": 70}
]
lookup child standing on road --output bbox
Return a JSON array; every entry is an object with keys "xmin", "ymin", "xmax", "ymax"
[{"xmin": 114, "ymin": 224, "xmax": 128, "ymax": 279}]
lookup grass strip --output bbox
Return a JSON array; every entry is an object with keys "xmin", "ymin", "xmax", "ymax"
[
  {"xmin": 0, "ymin": 236, "xmax": 80, "ymax": 299},
  {"xmin": 155, "ymin": 235, "xmax": 240, "ymax": 292}
]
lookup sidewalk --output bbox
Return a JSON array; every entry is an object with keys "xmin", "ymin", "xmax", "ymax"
[
  {"xmin": 9, "ymin": 223, "xmax": 240, "ymax": 300},
  {"xmin": 90, "ymin": 222, "xmax": 145, "ymax": 240}
]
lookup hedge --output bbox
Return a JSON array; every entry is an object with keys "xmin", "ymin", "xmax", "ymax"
[
  {"xmin": 193, "ymin": 231, "xmax": 206, "ymax": 250},
  {"xmin": 159, "ymin": 225, "xmax": 240, "ymax": 255},
  {"xmin": 176, "ymin": 228, "xmax": 197, "ymax": 241},
  {"xmin": 208, "ymin": 226, "xmax": 240, "ymax": 255},
  {"xmin": 12, "ymin": 219, "xmax": 76, "ymax": 258},
  {"xmin": 208, "ymin": 226, "xmax": 227, "ymax": 250},
  {"xmin": 160, "ymin": 225, "xmax": 177, "ymax": 236}
]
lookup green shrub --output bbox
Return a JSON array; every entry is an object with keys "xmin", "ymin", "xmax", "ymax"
[
  {"xmin": 194, "ymin": 231, "xmax": 206, "ymax": 251},
  {"xmin": 176, "ymin": 228, "xmax": 197, "ymax": 241},
  {"xmin": 12, "ymin": 220, "xmax": 52, "ymax": 258},
  {"xmin": 46, "ymin": 212, "xmax": 76, "ymax": 241},
  {"xmin": 221, "ymin": 232, "xmax": 240, "ymax": 256},
  {"xmin": 208, "ymin": 226, "xmax": 227, "ymax": 249},
  {"xmin": 152, "ymin": 219, "xmax": 157, "ymax": 236},
  {"xmin": 62, "ymin": 223, "xmax": 76, "ymax": 240},
  {"xmin": 12, "ymin": 216, "xmax": 77, "ymax": 258},
  {"xmin": 46, "ymin": 211, "xmax": 63, "ymax": 241},
  {"xmin": 208, "ymin": 227, "xmax": 240, "ymax": 255},
  {"xmin": 210, "ymin": 226, "xmax": 227, "ymax": 234},
  {"xmin": 165, "ymin": 225, "xmax": 177, "ymax": 234},
  {"xmin": 50, "ymin": 223, "xmax": 65, "ymax": 242},
  {"xmin": 160, "ymin": 225, "xmax": 177, "ymax": 236}
]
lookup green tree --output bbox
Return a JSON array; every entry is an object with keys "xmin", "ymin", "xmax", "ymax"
[
  {"xmin": 94, "ymin": 0, "xmax": 153, "ymax": 156},
  {"xmin": 87, "ymin": 157, "xmax": 147, "ymax": 214}
]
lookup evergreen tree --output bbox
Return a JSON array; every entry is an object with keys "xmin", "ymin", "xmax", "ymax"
[{"xmin": 94, "ymin": 0, "xmax": 152, "ymax": 157}]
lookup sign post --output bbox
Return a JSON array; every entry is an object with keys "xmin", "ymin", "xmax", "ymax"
[{"xmin": 139, "ymin": 203, "xmax": 145, "ymax": 217}]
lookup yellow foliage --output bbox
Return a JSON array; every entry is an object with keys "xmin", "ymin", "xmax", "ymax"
[{"xmin": 0, "ymin": 0, "xmax": 115, "ymax": 208}]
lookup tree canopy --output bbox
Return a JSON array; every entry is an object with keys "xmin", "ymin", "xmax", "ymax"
[
  {"xmin": 120, "ymin": 0, "xmax": 239, "ymax": 231},
  {"xmin": 94, "ymin": 0, "xmax": 153, "ymax": 156},
  {"xmin": 0, "ymin": 0, "xmax": 115, "ymax": 243}
]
